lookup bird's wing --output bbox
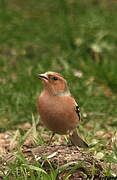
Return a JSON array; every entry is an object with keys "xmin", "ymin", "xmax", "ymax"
[
  {"xmin": 66, "ymin": 96, "xmax": 81, "ymax": 121},
  {"xmin": 75, "ymin": 103, "xmax": 81, "ymax": 120}
]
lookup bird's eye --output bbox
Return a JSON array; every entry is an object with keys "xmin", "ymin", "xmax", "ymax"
[{"xmin": 52, "ymin": 76, "xmax": 58, "ymax": 81}]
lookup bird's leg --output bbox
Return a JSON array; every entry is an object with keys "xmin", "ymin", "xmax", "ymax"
[{"xmin": 48, "ymin": 132, "xmax": 55, "ymax": 145}]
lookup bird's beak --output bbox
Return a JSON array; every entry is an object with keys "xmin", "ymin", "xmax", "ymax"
[{"xmin": 37, "ymin": 73, "xmax": 48, "ymax": 81}]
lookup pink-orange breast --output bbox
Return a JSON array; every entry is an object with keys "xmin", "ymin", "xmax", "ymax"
[{"xmin": 37, "ymin": 91, "xmax": 79, "ymax": 134}]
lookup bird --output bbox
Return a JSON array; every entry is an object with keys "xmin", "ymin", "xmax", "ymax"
[{"xmin": 37, "ymin": 71, "xmax": 88, "ymax": 148}]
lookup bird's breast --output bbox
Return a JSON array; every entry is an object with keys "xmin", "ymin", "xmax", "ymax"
[{"xmin": 37, "ymin": 93, "xmax": 78, "ymax": 134}]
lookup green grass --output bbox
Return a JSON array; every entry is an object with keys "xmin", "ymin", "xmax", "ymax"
[{"xmin": 0, "ymin": 0, "xmax": 117, "ymax": 178}]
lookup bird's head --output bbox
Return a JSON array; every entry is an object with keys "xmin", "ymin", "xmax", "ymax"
[{"xmin": 37, "ymin": 72, "xmax": 70, "ymax": 96}]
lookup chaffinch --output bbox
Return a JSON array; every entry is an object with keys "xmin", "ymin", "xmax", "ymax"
[{"xmin": 37, "ymin": 71, "xmax": 88, "ymax": 148}]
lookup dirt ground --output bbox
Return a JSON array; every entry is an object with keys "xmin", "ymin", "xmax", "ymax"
[{"xmin": 0, "ymin": 123, "xmax": 117, "ymax": 179}]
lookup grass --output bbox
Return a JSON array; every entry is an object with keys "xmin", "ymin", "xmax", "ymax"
[{"xmin": 0, "ymin": 0, "xmax": 117, "ymax": 179}]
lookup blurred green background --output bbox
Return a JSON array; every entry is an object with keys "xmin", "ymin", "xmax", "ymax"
[{"xmin": 0, "ymin": 0, "xmax": 117, "ymax": 131}]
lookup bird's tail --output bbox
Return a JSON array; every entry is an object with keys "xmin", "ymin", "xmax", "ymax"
[{"xmin": 69, "ymin": 129, "xmax": 88, "ymax": 148}]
